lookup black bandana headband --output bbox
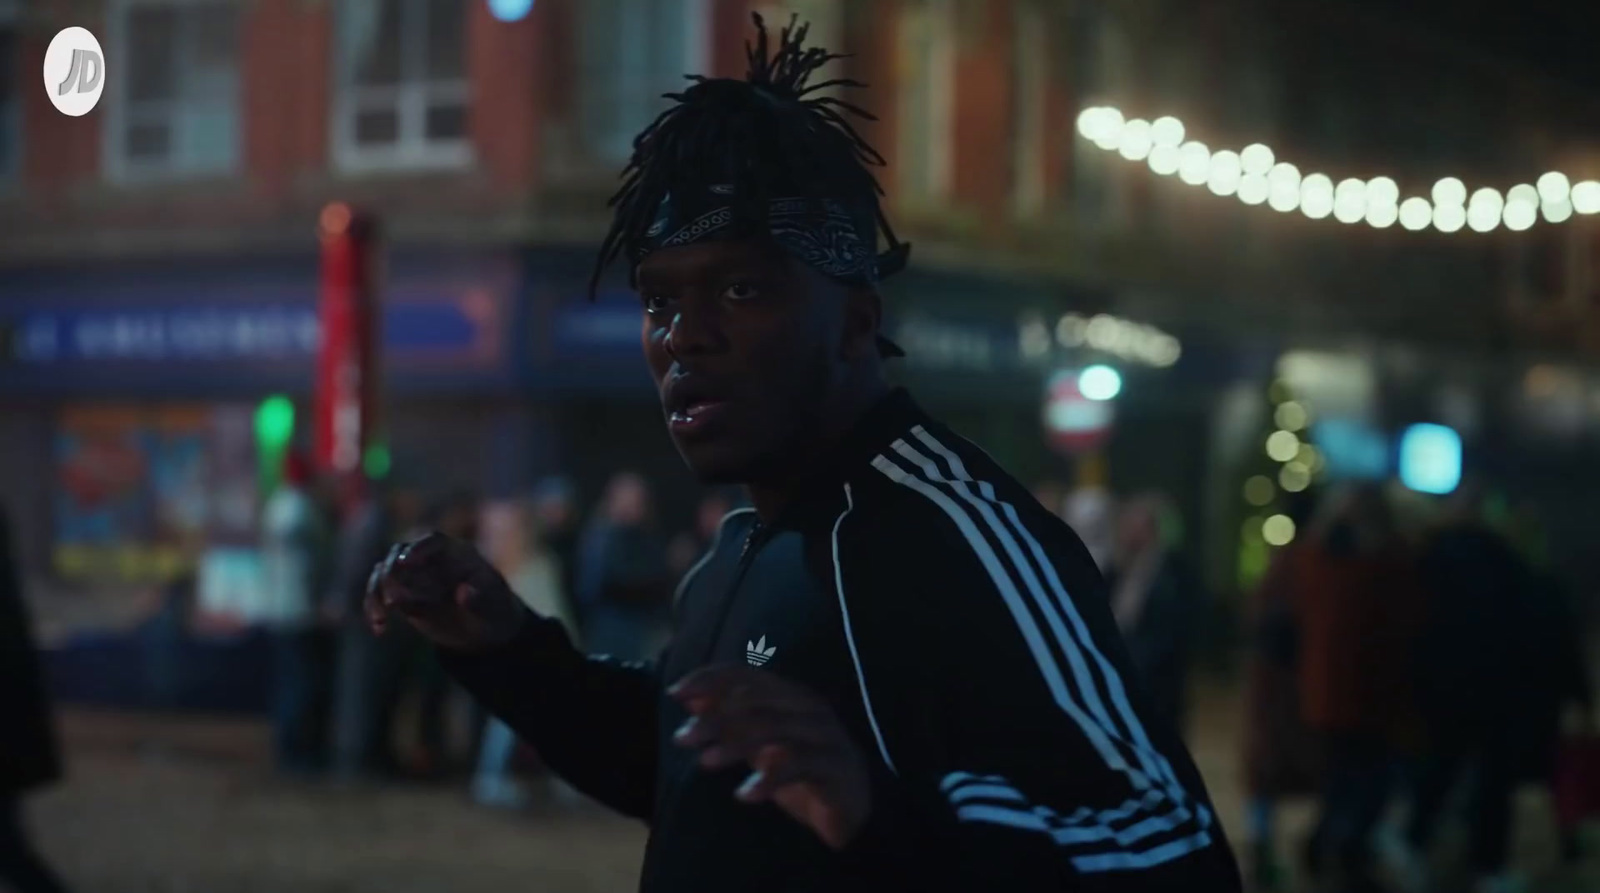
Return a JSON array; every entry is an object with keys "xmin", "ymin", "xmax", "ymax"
[{"xmin": 634, "ymin": 184, "xmax": 910, "ymax": 357}]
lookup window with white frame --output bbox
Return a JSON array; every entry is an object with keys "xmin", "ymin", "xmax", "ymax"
[
  {"xmin": 0, "ymin": 14, "xmax": 17, "ymax": 181},
  {"xmin": 894, "ymin": 0, "xmax": 954, "ymax": 204},
  {"xmin": 108, "ymin": 0, "xmax": 242, "ymax": 179},
  {"xmin": 334, "ymin": 0, "xmax": 471, "ymax": 171},
  {"xmin": 578, "ymin": 0, "xmax": 708, "ymax": 165}
]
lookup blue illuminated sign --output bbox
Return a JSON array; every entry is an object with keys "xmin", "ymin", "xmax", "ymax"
[
  {"xmin": 1399, "ymin": 423, "xmax": 1462, "ymax": 495},
  {"xmin": 488, "ymin": 0, "xmax": 535, "ymax": 22}
]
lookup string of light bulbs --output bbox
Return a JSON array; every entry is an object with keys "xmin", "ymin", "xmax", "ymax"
[{"xmin": 1075, "ymin": 106, "xmax": 1600, "ymax": 233}]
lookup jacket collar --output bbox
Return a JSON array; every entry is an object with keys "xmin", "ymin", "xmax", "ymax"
[{"xmin": 766, "ymin": 387, "xmax": 928, "ymax": 529}]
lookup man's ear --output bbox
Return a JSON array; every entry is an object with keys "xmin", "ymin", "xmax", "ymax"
[{"xmin": 841, "ymin": 286, "xmax": 884, "ymax": 361}]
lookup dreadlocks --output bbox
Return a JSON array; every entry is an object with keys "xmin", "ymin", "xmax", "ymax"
[{"xmin": 589, "ymin": 13, "xmax": 909, "ymax": 304}]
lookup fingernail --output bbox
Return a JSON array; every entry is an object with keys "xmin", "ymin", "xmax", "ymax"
[{"xmin": 736, "ymin": 771, "xmax": 763, "ymax": 798}]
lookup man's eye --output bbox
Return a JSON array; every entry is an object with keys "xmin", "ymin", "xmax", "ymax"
[
  {"xmin": 642, "ymin": 294, "xmax": 673, "ymax": 315},
  {"xmin": 722, "ymin": 282, "xmax": 760, "ymax": 301}
]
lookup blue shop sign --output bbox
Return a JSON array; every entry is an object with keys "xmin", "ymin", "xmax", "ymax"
[
  {"xmin": 551, "ymin": 294, "xmax": 642, "ymax": 356},
  {"xmin": 0, "ymin": 254, "xmax": 517, "ymax": 395},
  {"xmin": 11, "ymin": 302, "xmax": 488, "ymax": 363}
]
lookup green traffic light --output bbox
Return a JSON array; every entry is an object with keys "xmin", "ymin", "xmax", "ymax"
[
  {"xmin": 255, "ymin": 394, "xmax": 295, "ymax": 449},
  {"xmin": 363, "ymin": 443, "xmax": 391, "ymax": 479}
]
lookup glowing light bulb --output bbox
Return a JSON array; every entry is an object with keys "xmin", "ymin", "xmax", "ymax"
[
  {"xmin": 1469, "ymin": 187, "xmax": 1503, "ymax": 214},
  {"xmin": 1076, "ymin": 107, "xmax": 1106, "ymax": 140},
  {"xmin": 1467, "ymin": 201, "xmax": 1501, "ymax": 233},
  {"xmin": 1503, "ymin": 199, "xmax": 1537, "ymax": 231},
  {"xmin": 1542, "ymin": 199, "xmax": 1574, "ymax": 224},
  {"xmin": 1267, "ymin": 162, "xmax": 1302, "ymax": 192},
  {"xmin": 1399, "ymin": 197, "xmax": 1433, "ymax": 231},
  {"xmin": 1117, "ymin": 119, "xmax": 1153, "ymax": 161},
  {"xmin": 1267, "ymin": 163, "xmax": 1302, "ymax": 213},
  {"xmin": 1300, "ymin": 174, "xmax": 1334, "ymax": 219},
  {"xmin": 1262, "ymin": 514, "xmax": 1297, "ymax": 546},
  {"xmin": 1237, "ymin": 173, "xmax": 1269, "ymax": 205},
  {"xmin": 1433, "ymin": 203, "xmax": 1466, "ymax": 233},
  {"xmin": 1365, "ymin": 201, "xmax": 1398, "ymax": 228},
  {"xmin": 1365, "ymin": 176, "xmax": 1400, "ymax": 207},
  {"xmin": 1207, "ymin": 150, "xmax": 1243, "ymax": 196},
  {"xmin": 1507, "ymin": 184, "xmax": 1539, "ymax": 207},
  {"xmin": 1092, "ymin": 108, "xmax": 1125, "ymax": 150},
  {"xmin": 1266, "ymin": 430, "xmax": 1301, "ymax": 462},
  {"xmin": 1240, "ymin": 143, "xmax": 1275, "ymax": 176},
  {"xmin": 1274, "ymin": 401, "xmax": 1308, "ymax": 431},
  {"xmin": 1150, "ymin": 116, "xmax": 1185, "ymax": 148},
  {"xmin": 1148, "ymin": 144, "xmax": 1180, "ymax": 176},
  {"xmin": 1177, "ymin": 141, "xmax": 1211, "ymax": 186},
  {"xmin": 1432, "ymin": 177, "xmax": 1467, "ymax": 207},
  {"xmin": 1572, "ymin": 181, "xmax": 1600, "ymax": 214},
  {"xmin": 1537, "ymin": 171, "xmax": 1571, "ymax": 205},
  {"xmin": 1334, "ymin": 192, "xmax": 1367, "ymax": 223}
]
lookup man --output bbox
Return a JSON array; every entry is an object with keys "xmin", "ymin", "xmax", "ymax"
[
  {"xmin": 574, "ymin": 471, "xmax": 671, "ymax": 662},
  {"xmin": 368, "ymin": 16, "xmax": 1239, "ymax": 891},
  {"xmin": 259, "ymin": 449, "xmax": 336, "ymax": 775},
  {"xmin": 1107, "ymin": 493, "xmax": 1198, "ymax": 733}
]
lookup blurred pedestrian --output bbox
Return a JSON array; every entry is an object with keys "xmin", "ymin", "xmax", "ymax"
[
  {"xmin": 1398, "ymin": 482, "xmax": 1537, "ymax": 893},
  {"xmin": 1240, "ymin": 488, "xmax": 1324, "ymax": 890},
  {"xmin": 0, "ymin": 506, "xmax": 73, "ymax": 893},
  {"xmin": 531, "ymin": 477, "xmax": 581, "ymax": 612},
  {"xmin": 328, "ymin": 474, "xmax": 423, "ymax": 781},
  {"xmin": 1291, "ymin": 485, "xmax": 1423, "ymax": 891},
  {"xmin": 409, "ymin": 490, "xmax": 480, "ymax": 778},
  {"xmin": 1107, "ymin": 493, "xmax": 1200, "ymax": 734},
  {"xmin": 667, "ymin": 488, "xmax": 738, "ymax": 578},
  {"xmin": 472, "ymin": 498, "xmax": 581, "ymax": 808},
  {"xmin": 259, "ymin": 450, "xmax": 337, "ymax": 776},
  {"xmin": 1063, "ymin": 485, "xmax": 1114, "ymax": 574},
  {"xmin": 138, "ymin": 571, "xmax": 195, "ymax": 713},
  {"xmin": 575, "ymin": 472, "xmax": 671, "ymax": 662}
]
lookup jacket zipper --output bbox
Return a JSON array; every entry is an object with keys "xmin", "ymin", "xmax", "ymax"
[
  {"xmin": 698, "ymin": 519, "xmax": 768, "ymax": 667},
  {"xmin": 739, "ymin": 520, "xmax": 762, "ymax": 559}
]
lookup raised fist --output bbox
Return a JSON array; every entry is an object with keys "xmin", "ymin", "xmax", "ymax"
[{"xmin": 365, "ymin": 532, "xmax": 528, "ymax": 653}]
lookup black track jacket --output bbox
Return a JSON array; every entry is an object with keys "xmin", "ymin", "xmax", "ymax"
[{"xmin": 441, "ymin": 389, "xmax": 1241, "ymax": 892}]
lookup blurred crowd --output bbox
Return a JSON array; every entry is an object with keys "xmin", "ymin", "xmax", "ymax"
[
  {"xmin": 253, "ymin": 458, "xmax": 1600, "ymax": 893},
  {"xmin": 251, "ymin": 454, "xmax": 742, "ymax": 811},
  {"xmin": 7, "ymin": 444, "xmax": 1595, "ymax": 893},
  {"xmin": 1235, "ymin": 483, "xmax": 1593, "ymax": 893}
]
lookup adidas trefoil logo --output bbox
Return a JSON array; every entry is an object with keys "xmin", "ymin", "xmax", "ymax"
[{"xmin": 746, "ymin": 635, "xmax": 776, "ymax": 667}]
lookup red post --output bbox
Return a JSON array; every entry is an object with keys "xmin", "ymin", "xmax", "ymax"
[{"xmin": 313, "ymin": 203, "xmax": 382, "ymax": 497}]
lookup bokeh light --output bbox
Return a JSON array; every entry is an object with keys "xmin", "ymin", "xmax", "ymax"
[
  {"xmin": 1399, "ymin": 197, "xmax": 1433, "ymax": 231},
  {"xmin": 1266, "ymin": 430, "xmax": 1301, "ymax": 462},
  {"xmin": 1262, "ymin": 514, "xmax": 1297, "ymax": 546}
]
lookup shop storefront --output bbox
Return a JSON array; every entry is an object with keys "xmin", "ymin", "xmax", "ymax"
[{"xmin": 0, "ymin": 250, "xmax": 530, "ymax": 594}]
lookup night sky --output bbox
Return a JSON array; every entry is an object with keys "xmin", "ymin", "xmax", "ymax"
[{"xmin": 1345, "ymin": 0, "xmax": 1596, "ymax": 90}]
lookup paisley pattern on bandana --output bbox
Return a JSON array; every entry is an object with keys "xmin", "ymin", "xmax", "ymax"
[{"xmin": 636, "ymin": 187, "xmax": 883, "ymax": 285}]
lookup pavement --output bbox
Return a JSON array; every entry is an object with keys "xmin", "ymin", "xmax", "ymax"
[{"xmin": 21, "ymin": 684, "xmax": 1598, "ymax": 893}]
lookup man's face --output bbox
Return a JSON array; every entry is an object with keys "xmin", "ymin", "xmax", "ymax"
[{"xmin": 638, "ymin": 238, "xmax": 847, "ymax": 484}]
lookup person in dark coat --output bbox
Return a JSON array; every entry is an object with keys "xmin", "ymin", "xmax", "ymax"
[
  {"xmin": 574, "ymin": 471, "xmax": 672, "ymax": 662},
  {"xmin": 1401, "ymin": 484, "xmax": 1541, "ymax": 893},
  {"xmin": 0, "ymin": 507, "xmax": 73, "ymax": 893},
  {"xmin": 1107, "ymin": 493, "xmax": 1199, "ymax": 735}
]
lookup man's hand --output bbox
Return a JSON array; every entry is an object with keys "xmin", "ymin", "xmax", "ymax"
[
  {"xmin": 669, "ymin": 665, "xmax": 873, "ymax": 850},
  {"xmin": 365, "ymin": 532, "xmax": 529, "ymax": 653}
]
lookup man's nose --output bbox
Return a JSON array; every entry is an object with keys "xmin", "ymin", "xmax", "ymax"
[{"xmin": 667, "ymin": 304, "xmax": 725, "ymax": 356}]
